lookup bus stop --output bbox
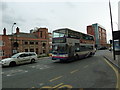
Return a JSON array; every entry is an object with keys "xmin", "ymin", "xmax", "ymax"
[{"xmin": 113, "ymin": 31, "xmax": 120, "ymax": 67}]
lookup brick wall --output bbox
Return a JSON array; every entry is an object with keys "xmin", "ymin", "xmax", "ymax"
[
  {"xmin": 87, "ymin": 24, "xmax": 107, "ymax": 48},
  {"xmin": 0, "ymin": 35, "xmax": 12, "ymax": 59},
  {"xmin": 0, "ymin": 27, "xmax": 50, "ymax": 59}
]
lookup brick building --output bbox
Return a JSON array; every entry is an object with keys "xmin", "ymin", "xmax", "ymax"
[
  {"xmin": 0, "ymin": 27, "xmax": 50, "ymax": 59},
  {"xmin": 48, "ymin": 32, "xmax": 52, "ymax": 52},
  {"xmin": 87, "ymin": 23, "xmax": 107, "ymax": 49}
]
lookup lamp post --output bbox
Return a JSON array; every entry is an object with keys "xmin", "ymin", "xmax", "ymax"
[
  {"xmin": 15, "ymin": 27, "xmax": 19, "ymax": 53},
  {"xmin": 12, "ymin": 23, "xmax": 16, "ymax": 35},
  {"xmin": 11, "ymin": 23, "xmax": 16, "ymax": 55},
  {"xmin": 109, "ymin": 0, "xmax": 116, "ymax": 60}
]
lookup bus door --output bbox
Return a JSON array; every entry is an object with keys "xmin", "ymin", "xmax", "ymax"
[{"xmin": 68, "ymin": 45, "xmax": 74, "ymax": 57}]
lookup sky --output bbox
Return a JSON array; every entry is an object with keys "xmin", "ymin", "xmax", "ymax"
[{"xmin": 0, "ymin": 0, "xmax": 119, "ymax": 42}]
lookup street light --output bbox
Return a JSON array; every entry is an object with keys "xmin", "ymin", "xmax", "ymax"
[
  {"xmin": 11, "ymin": 23, "xmax": 16, "ymax": 55},
  {"xmin": 109, "ymin": 0, "xmax": 116, "ymax": 60},
  {"xmin": 15, "ymin": 27, "xmax": 19, "ymax": 53},
  {"xmin": 11, "ymin": 23, "xmax": 16, "ymax": 35}
]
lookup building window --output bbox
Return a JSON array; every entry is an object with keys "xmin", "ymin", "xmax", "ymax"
[
  {"xmin": 36, "ymin": 42, "xmax": 38, "ymax": 45},
  {"xmin": 0, "ymin": 41, "xmax": 4, "ymax": 46},
  {"xmin": 25, "ymin": 42, "xmax": 28, "ymax": 44},
  {"xmin": 30, "ymin": 42, "xmax": 34, "ymax": 45},
  {"xmin": 40, "ymin": 31, "xmax": 42, "ymax": 38},
  {"xmin": 25, "ymin": 49, "xmax": 28, "ymax": 52},
  {"xmin": 0, "ymin": 50, "xmax": 4, "ymax": 56},
  {"xmin": 36, "ymin": 48, "xmax": 38, "ymax": 54},
  {"xmin": 43, "ymin": 43, "xmax": 46, "ymax": 47},
  {"xmin": 43, "ymin": 50, "xmax": 46, "ymax": 53},
  {"xmin": 30, "ymin": 49, "xmax": 34, "ymax": 52},
  {"xmin": 49, "ymin": 38, "xmax": 52, "ymax": 40}
]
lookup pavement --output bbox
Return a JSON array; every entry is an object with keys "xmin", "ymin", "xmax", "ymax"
[{"xmin": 101, "ymin": 50, "xmax": 120, "ymax": 70}]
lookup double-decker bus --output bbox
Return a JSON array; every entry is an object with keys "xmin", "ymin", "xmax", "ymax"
[{"xmin": 52, "ymin": 28, "xmax": 96, "ymax": 62}]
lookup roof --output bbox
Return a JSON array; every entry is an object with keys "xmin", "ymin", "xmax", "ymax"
[
  {"xmin": 92, "ymin": 23, "xmax": 106, "ymax": 29},
  {"xmin": 13, "ymin": 32, "xmax": 37, "ymax": 39}
]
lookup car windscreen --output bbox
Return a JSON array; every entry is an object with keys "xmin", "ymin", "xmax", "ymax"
[{"xmin": 11, "ymin": 53, "xmax": 21, "ymax": 58}]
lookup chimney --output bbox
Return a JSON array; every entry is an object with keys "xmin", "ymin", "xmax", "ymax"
[
  {"xmin": 3, "ymin": 28, "xmax": 6, "ymax": 35},
  {"xmin": 16, "ymin": 27, "xmax": 19, "ymax": 34},
  {"xmin": 30, "ymin": 29, "xmax": 33, "ymax": 33}
]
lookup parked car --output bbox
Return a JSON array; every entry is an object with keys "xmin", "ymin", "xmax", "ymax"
[
  {"xmin": 1, "ymin": 52, "xmax": 37, "ymax": 67},
  {"xmin": 98, "ymin": 47, "xmax": 107, "ymax": 50}
]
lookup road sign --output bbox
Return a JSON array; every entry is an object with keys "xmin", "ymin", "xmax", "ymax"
[
  {"xmin": 113, "ymin": 31, "xmax": 120, "ymax": 55},
  {"xmin": 113, "ymin": 31, "xmax": 120, "ymax": 40}
]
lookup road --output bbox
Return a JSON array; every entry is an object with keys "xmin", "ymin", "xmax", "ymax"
[{"xmin": 2, "ymin": 50, "xmax": 118, "ymax": 89}]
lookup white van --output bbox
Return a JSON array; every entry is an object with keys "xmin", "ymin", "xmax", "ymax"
[{"xmin": 1, "ymin": 52, "xmax": 38, "ymax": 67}]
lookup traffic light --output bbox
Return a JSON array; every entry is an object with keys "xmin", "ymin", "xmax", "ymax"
[{"xmin": 110, "ymin": 40, "xmax": 112, "ymax": 44}]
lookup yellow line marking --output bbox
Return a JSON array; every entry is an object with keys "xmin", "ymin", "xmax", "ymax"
[
  {"xmin": 84, "ymin": 65, "xmax": 89, "ymax": 68},
  {"xmin": 49, "ymin": 76, "xmax": 63, "ymax": 82},
  {"xmin": 41, "ymin": 86, "xmax": 52, "ymax": 88},
  {"xmin": 70, "ymin": 69, "xmax": 79, "ymax": 74},
  {"xmin": 31, "ymin": 87, "xmax": 35, "ymax": 88},
  {"xmin": 52, "ymin": 83, "xmax": 64, "ymax": 88},
  {"xmin": 59, "ymin": 84, "xmax": 73, "ymax": 88},
  {"xmin": 79, "ymin": 89, "xmax": 83, "ymax": 90},
  {"xmin": 103, "ymin": 59, "xmax": 119, "ymax": 89}
]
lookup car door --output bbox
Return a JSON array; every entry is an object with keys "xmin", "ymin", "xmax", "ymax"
[
  {"xmin": 17, "ymin": 54, "xmax": 26, "ymax": 64},
  {"xmin": 24, "ymin": 53, "xmax": 31, "ymax": 63}
]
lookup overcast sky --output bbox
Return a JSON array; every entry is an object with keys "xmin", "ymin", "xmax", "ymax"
[{"xmin": 0, "ymin": 0, "xmax": 119, "ymax": 42}]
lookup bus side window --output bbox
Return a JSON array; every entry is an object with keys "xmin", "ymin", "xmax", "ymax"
[
  {"xmin": 75, "ymin": 43, "xmax": 80, "ymax": 52},
  {"xmin": 75, "ymin": 47, "xmax": 80, "ymax": 52}
]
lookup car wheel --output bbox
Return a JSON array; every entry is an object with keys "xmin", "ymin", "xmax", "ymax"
[
  {"xmin": 89, "ymin": 52, "xmax": 93, "ymax": 57},
  {"xmin": 86, "ymin": 52, "xmax": 91, "ymax": 58},
  {"xmin": 9, "ymin": 62, "xmax": 16, "ymax": 67},
  {"xmin": 31, "ymin": 59, "xmax": 35, "ymax": 63}
]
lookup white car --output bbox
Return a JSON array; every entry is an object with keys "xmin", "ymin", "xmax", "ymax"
[{"xmin": 1, "ymin": 52, "xmax": 38, "ymax": 67}]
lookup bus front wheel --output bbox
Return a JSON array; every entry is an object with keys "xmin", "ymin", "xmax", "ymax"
[{"xmin": 75, "ymin": 54, "xmax": 79, "ymax": 60}]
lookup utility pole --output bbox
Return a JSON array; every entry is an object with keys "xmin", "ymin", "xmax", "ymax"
[
  {"xmin": 15, "ymin": 27, "xmax": 19, "ymax": 53},
  {"xmin": 109, "ymin": 0, "xmax": 116, "ymax": 60},
  {"xmin": 11, "ymin": 23, "xmax": 16, "ymax": 55}
]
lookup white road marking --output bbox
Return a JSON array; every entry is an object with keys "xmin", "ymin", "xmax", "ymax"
[
  {"xmin": 3, "ymin": 69, "xmax": 28, "ymax": 77},
  {"xmin": 24, "ymin": 70, "xmax": 28, "ymax": 72},
  {"xmin": 6, "ymin": 74, "xmax": 11, "ymax": 77},
  {"xmin": 3, "ymin": 64, "xmax": 52, "ymax": 77},
  {"xmin": 30, "ymin": 64, "xmax": 52, "ymax": 70},
  {"xmin": 1, "ymin": 72, "xmax": 4, "ymax": 74},
  {"xmin": 39, "ymin": 83, "xmax": 44, "ymax": 86}
]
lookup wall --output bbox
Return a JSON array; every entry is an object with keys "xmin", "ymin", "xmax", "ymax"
[
  {"xmin": 87, "ymin": 23, "xmax": 107, "ymax": 48},
  {"xmin": 0, "ymin": 35, "xmax": 12, "ymax": 59},
  {"xmin": 0, "ymin": 27, "xmax": 50, "ymax": 59}
]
